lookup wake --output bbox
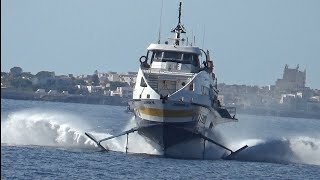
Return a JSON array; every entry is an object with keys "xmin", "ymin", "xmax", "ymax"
[
  {"xmin": 1, "ymin": 109, "xmax": 97, "ymax": 149},
  {"xmin": 1, "ymin": 109, "xmax": 319, "ymax": 165},
  {"xmin": 1, "ymin": 109, "xmax": 158, "ymax": 154},
  {"xmin": 227, "ymin": 137, "xmax": 320, "ymax": 165}
]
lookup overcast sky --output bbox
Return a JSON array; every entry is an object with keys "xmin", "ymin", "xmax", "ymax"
[{"xmin": 2, "ymin": 0, "xmax": 320, "ymax": 88}]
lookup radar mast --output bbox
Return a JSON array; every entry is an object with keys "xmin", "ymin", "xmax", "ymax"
[{"xmin": 171, "ymin": 2, "xmax": 186, "ymax": 46}]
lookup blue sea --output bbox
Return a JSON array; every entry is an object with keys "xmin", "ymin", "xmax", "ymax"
[{"xmin": 1, "ymin": 99, "xmax": 320, "ymax": 179}]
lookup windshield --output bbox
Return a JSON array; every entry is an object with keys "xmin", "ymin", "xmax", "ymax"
[
  {"xmin": 183, "ymin": 53, "xmax": 200, "ymax": 67},
  {"xmin": 151, "ymin": 51, "xmax": 199, "ymax": 67},
  {"xmin": 163, "ymin": 51, "xmax": 182, "ymax": 61}
]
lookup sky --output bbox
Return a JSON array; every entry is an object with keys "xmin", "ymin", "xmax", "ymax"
[{"xmin": 1, "ymin": 0, "xmax": 320, "ymax": 89}]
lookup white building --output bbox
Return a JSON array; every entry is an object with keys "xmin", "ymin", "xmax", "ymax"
[
  {"xmin": 275, "ymin": 64, "xmax": 306, "ymax": 92},
  {"xmin": 86, "ymin": 85, "xmax": 103, "ymax": 93},
  {"xmin": 280, "ymin": 94, "xmax": 297, "ymax": 104},
  {"xmin": 107, "ymin": 72, "xmax": 120, "ymax": 82},
  {"xmin": 104, "ymin": 90, "xmax": 111, "ymax": 96},
  {"xmin": 111, "ymin": 87, "xmax": 133, "ymax": 98},
  {"xmin": 120, "ymin": 73, "xmax": 137, "ymax": 86}
]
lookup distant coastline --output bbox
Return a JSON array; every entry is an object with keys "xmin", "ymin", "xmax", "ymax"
[
  {"xmin": 1, "ymin": 88, "xmax": 128, "ymax": 106},
  {"xmin": 2, "ymin": 88, "xmax": 320, "ymax": 120},
  {"xmin": 2, "ymin": 66, "xmax": 320, "ymax": 120}
]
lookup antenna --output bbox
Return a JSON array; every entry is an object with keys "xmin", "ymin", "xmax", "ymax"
[
  {"xmin": 202, "ymin": 25, "xmax": 206, "ymax": 48},
  {"xmin": 171, "ymin": 1, "xmax": 186, "ymax": 46},
  {"xmin": 190, "ymin": 30, "xmax": 193, "ymax": 46},
  {"xmin": 157, "ymin": 0, "xmax": 164, "ymax": 44}
]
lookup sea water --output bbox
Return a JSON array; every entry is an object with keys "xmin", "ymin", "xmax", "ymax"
[{"xmin": 1, "ymin": 99, "xmax": 320, "ymax": 179}]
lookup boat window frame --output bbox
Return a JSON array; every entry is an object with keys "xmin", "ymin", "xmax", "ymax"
[
  {"xmin": 140, "ymin": 77, "xmax": 147, "ymax": 87},
  {"xmin": 149, "ymin": 50, "xmax": 200, "ymax": 68},
  {"xmin": 150, "ymin": 50, "xmax": 163, "ymax": 63},
  {"xmin": 162, "ymin": 51, "xmax": 183, "ymax": 62},
  {"xmin": 182, "ymin": 53, "xmax": 200, "ymax": 67}
]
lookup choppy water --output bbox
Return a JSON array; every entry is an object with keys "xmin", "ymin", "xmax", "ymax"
[{"xmin": 1, "ymin": 99, "xmax": 320, "ymax": 179}]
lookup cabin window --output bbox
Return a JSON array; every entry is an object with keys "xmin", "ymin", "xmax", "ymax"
[
  {"xmin": 154, "ymin": 51, "xmax": 163, "ymax": 59},
  {"xmin": 162, "ymin": 51, "xmax": 182, "ymax": 61},
  {"xmin": 140, "ymin": 77, "xmax": 147, "ymax": 87},
  {"xmin": 202, "ymin": 86, "xmax": 210, "ymax": 95},
  {"xmin": 150, "ymin": 50, "xmax": 200, "ymax": 68},
  {"xmin": 192, "ymin": 55, "xmax": 200, "ymax": 67},
  {"xmin": 209, "ymin": 122, "xmax": 213, "ymax": 129},
  {"xmin": 189, "ymin": 83, "xmax": 194, "ymax": 91},
  {"xmin": 182, "ymin": 53, "xmax": 200, "ymax": 67},
  {"xmin": 151, "ymin": 51, "xmax": 163, "ymax": 62},
  {"xmin": 182, "ymin": 53, "xmax": 192, "ymax": 63}
]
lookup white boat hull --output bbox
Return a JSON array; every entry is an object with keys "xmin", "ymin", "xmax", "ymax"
[{"xmin": 129, "ymin": 99, "xmax": 221, "ymax": 151}]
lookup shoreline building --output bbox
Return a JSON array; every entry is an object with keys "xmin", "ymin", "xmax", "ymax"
[{"xmin": 275, "ymin": 64, "xmax": 306, "ymax": 92}]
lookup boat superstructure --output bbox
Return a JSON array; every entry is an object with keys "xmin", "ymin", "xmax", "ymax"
[
  {"xmin": 129, "ymin": 2, "xmax": 237, "ymax": 152},
  {"xmin": 86, "ymin": 2, "xmax": 247, "ymax": 159}
]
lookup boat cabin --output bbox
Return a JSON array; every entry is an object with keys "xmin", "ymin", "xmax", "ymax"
[{"xmin": 142, "ymin": 44, "xmax": 202, "ymax": 73}]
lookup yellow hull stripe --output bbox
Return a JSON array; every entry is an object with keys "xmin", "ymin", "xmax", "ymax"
[{"xmin": 139, "ymin": 107, "xmax": 194, "ymax": 117}]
